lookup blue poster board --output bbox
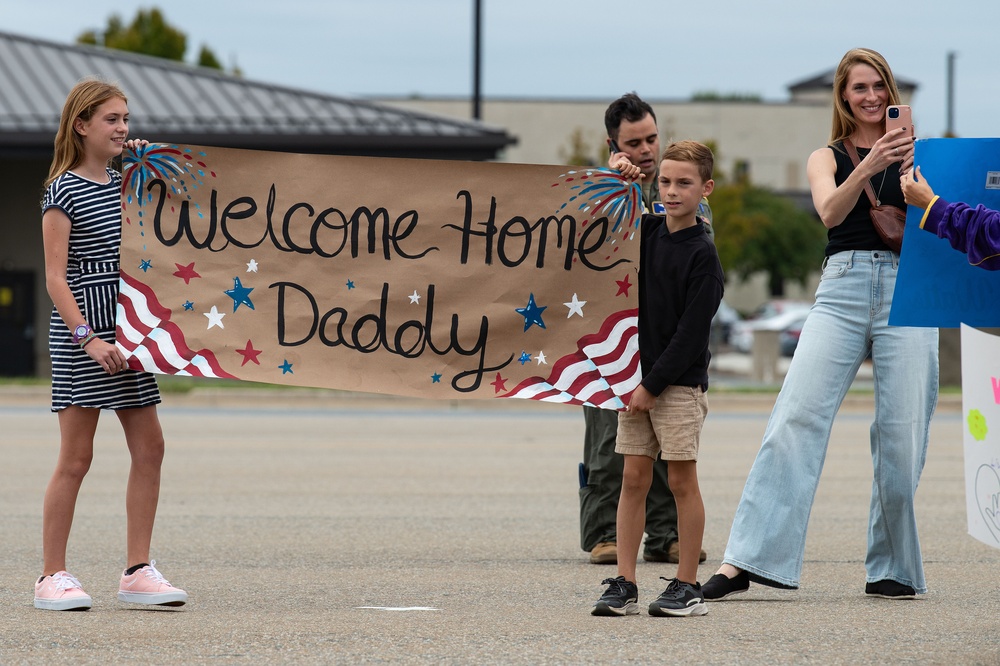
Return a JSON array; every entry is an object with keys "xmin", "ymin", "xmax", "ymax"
[{"xmin": 890, "ymin": 138, "xmax": 1000, "ymax": 328}]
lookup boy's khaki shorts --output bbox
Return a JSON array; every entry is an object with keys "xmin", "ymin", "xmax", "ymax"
[{"xmin": 615, "ymin": 385, "xmax": 708, "ymax": 461}]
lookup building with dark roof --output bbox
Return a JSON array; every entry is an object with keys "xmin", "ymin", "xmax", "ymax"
[
  {"xmin": 787, "ymin": 68, "xmax": 918, "ymax": 104},
  {"xmin": 0, "ymin": 30, "xmax": 515, "ymax": 376},
  {"xmin": 0, "ymin": 31, "xmax": 514, "ymax": 160}
]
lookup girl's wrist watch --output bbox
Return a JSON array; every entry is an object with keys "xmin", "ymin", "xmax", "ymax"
[{"xmin": 71, "ymin": 324, "xmax": 92, "ymax": 345}]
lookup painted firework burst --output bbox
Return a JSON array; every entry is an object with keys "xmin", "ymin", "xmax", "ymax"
[
  {"xmin": 123, "ymin": 144, "xmax": 215, "ymax": 219},
  {"xmin": 553, "ymin": 168, "xmax": 643, "ymax": 234}
]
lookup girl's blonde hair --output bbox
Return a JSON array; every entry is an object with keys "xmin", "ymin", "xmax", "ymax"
[
  {"xmin": 829, "ymin": 48, "xmax": 901, "ymax": 146},
  {"xmin": 45, "ymin": 78, "xmax": 128, "ymax": 187}
]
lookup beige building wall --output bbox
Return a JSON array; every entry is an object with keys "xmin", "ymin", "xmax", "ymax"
[{"xmin": 375, "ymin": 97, "xmax": 832, "ymax": 194}]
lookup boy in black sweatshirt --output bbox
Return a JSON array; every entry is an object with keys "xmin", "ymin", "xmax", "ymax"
[{"xmin": 592, "ymin": 140, "xmax": 724, "ymax": 617}]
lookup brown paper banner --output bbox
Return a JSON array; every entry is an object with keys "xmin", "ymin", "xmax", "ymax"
[{"xmin": 116, "ymin": 144, "xmax": 642, "ymax": 408}]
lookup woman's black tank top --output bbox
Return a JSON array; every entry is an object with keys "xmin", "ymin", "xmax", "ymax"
[{"xmin": 825, "ymin": 141, "xmax": 903, "ymax": 255}]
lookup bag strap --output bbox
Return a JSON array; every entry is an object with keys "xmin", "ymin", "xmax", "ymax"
[{"xmin": 842, "ymin": 138, "xmax": 878, "ymax": 208}]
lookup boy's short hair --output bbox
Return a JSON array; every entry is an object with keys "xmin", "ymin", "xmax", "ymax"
[
  {"xmin": 604, "ymin": 92, "xmax": 656, "ymax": 140},
  {"xmin": 660, "ymin": 140, "xmax": 714, "ymax": 183}
]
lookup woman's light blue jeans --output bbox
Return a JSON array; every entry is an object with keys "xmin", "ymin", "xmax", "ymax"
[{"xmin": 723, "ymin": 250, "xmax": 939, "ymax": 593}]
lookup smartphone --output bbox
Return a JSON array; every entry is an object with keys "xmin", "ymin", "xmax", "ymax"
[
  {"xmin": 609, "ymin": 139, "xmax": 621, "ymax": 154},
  {"xmin": 886, "ymin": 105, "xmax": 914, "ymax": 140}
]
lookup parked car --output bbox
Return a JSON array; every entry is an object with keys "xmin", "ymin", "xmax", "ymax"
[
  {"xmin": 730, "ymin": 300, "xmax": 812, "ymax": 354},
  {"xmin": 776, "ymin": 310, "xmax": 810, "ymax": 356},
  {"xmin": 711, "ymin": 300, "xmax": 741, "ymax": 348},
  {"xmin": 747, "ymin": 299, "xmax": 812, "ymax": 321}
]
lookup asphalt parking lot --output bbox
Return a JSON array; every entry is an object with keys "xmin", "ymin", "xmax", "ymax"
[{"xmin": 1, "ymin": 387, "xmax": 997, "ymax": 665}]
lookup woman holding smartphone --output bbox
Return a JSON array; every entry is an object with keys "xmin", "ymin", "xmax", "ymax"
[{"xmin": 702, "ymin": 48, "xmax": 939, "ymax": 601}]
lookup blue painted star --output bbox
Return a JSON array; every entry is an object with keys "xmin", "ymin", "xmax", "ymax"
[
  {"xmin": 224, "ymin": 276, "xmax": 255, "ymax": 312},
  {"xmin": 182, "ymin": 300, "xmax": 195, "ymax": 311},
  {"xmin": 515, "ymin": 293, "xmax": 547, "ymax": 332},
  {"xmin": 279, "ymin": 359, "xmax": 294, "ymax": 374},
  {"xmin": 431, "ymin": 372, "xmax": 442, "ymax": 383},
  {"xmin": 346, "ymin": 279, "xmax": 355, "ymax": 290},
  {"xmin": 518, "ymin": 351, "xmax": 531, "ymax": 365},
  {"xmin": 139, "ymin": 259, "xmax": 152, "ymax": 272}
]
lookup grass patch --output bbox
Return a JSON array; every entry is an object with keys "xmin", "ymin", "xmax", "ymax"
[
  {"xmin": 0, "ymin": 376, "xmax": 49, "ymax": 387},
  {"xmin": 0, "ymin": 376, "xmax": 964, "ymax": 395}
]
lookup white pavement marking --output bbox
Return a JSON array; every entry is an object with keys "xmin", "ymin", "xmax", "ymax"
[{"xmin": 356, "ymin": 606, "xmax": 441, "ymax": 612}]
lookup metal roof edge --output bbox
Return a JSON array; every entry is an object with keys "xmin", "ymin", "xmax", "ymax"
[{"xmin": 0, "ymin": 30, "xmax": 516, "ymax": 149}]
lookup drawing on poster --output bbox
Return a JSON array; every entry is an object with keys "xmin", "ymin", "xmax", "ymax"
[{"xmin": 116, "ymin": 144, "xmax": 646, "ymax": 408}]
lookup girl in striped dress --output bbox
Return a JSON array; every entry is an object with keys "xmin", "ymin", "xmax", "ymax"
[{"xmin": 34, "ymin": 79, "xmax": 187, "ymax": 611}]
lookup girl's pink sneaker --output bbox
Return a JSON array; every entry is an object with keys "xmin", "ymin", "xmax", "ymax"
[
  {"xmin": 117, "ymin": 561, "xmax": 188, "ymax": 606},
  {"xmin": 34, "ymin": 571, "xmax": 92, "ymax": 611}
]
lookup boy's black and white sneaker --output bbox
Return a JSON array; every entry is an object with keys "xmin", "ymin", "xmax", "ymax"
[
  {"xmin": 865, "ymin": 579, "xmax": 916, "ymax": 599},
  {"xmin": 591, "ymin": 576, "xmax": 639, "ymax": 616},
  {"xmin": 702, "ymin": 569, "xmax": 751, "ymax": 600},
  {"xmin": 648, "ymin": 577, "xmax": 708, "ymax": 617}
]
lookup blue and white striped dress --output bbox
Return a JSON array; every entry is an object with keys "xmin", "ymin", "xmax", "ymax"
[{"xmin": 43, "ymin": 168, "xmax": 160, "ymax": 412}]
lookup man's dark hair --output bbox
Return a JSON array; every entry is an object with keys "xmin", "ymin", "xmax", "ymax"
[{"xmin": 604, "ymin": 93, "xmax": 656, "ymax": 139}]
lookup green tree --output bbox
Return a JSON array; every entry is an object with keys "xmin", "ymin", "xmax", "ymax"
[
  {"xmin": 711, "ymin": 183, "xmax": 827, "ymax": 297},
  {"xmin": 691, "ymin": 91, "xmax": 762, "ymax": 103},
  {"xmin": 559, "ymin": 128, "xmax": 597, "ymax": 167},
  {"xmin": 196, "ymin": 45, "xmax": 223, "ymax": 70},
  {"xmin": 77, "ymin": 8, "xmax": 228, "ymax": 72}
]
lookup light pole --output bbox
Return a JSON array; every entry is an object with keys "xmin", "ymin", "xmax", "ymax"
[
  {"xmin": 472, "ymin": 0, "xmax": 482, "ymax": 120},
  {"xmin": 945, "ymin": 51, "xmax": 956, "ymax": 137}
]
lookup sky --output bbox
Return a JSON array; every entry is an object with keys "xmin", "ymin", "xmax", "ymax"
[{"xmin": 2, "ymin": 1, "xmax": 997, "ymax": 139}]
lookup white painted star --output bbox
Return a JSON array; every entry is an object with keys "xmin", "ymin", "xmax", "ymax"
[
  {"xmin": 204, "ymin": 305, "xmax": 225, "ymax": 329},
  {"xmin": 536, "ymin": 350, "xmax": 548, "ymax": 365},
  {"xmin": 564, "ymin": 293, "xmax": 586, "ymax": 318},
  {"xmin": 246, "ymin": 259, "xmax": 259, "ymax": 273},
  {"xmin": 409, "ymin": 290, "xmax": 421, "ymax": 304}
]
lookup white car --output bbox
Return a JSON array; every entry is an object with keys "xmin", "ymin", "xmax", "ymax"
[{"xmin": 730, "ymin": 302, "xmax": 812, "ymax": 354}]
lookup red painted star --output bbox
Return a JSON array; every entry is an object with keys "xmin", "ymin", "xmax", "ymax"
[
  {"xmin": 173, "ymin": 262, "xmax": 201, "ymax": 285},
  {"xmin": 236, "ymin": 339, "xmax": 262, "ymax": 366},
  {"xmin": 615, "ymin": 274, "xmax": 633, "ymax": 297},
  {"xmin": 490, "ymin": 372, "xmax": 508, "ymax": 394}
]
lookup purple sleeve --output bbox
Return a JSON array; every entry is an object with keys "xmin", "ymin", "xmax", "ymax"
[{"xmin": 922, "ymin": 198, "xmax": 1000, "ymax": 270}]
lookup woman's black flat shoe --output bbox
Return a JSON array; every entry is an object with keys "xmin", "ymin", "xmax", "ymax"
[{"xmin": 702, "ymin": 570, "xmax": 751, "ymax": 601}]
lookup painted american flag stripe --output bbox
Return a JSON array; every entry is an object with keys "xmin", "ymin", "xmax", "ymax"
[
  {"xmin": 116, "ymin": 271, "xmax": 236, "ymax": 379},
  {"xmin": 501, "ymin": 309, "xmax": 639, "ymax": 408}
]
